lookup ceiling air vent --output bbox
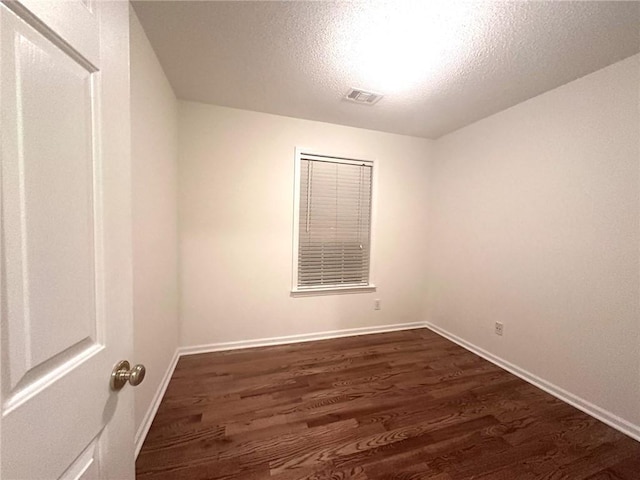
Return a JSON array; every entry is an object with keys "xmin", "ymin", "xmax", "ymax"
[{"xmin": 345, "ymin": 88, "xmax": 383, "ymax": 105}]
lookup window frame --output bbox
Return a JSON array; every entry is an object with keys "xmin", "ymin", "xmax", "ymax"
[{"xmin": 291, "ymin": 147, "xmax": 377, "ymax": 295}]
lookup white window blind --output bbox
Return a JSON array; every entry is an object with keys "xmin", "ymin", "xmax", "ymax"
[{"xmin": 296, "ymin": 154, "xmax": 373, "ymax": 289}]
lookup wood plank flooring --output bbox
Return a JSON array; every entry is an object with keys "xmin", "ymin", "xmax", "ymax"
[{"xmin": 136, "ymin": 329, "xmax": 640, "ymax": 479}]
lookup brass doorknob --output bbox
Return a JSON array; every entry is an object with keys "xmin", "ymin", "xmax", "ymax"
[{"xmin": 110, "ymin": 360, "xmax": 146, "ymax": 391}]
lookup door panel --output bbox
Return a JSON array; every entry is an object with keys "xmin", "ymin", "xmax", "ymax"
[
  {"xmin": 9, "ymin": 0, "xmax": 99, "ymax": 67},
  {"xmin": 1, "ymin": 1, "xmax": 134, "ymax": 478},
  {"xmin": 59, "ymin": 439, "xmax": 101, "ymax": 480},
  {"xmin": 3, "ymin": 8, "xmax": 99, "ymax": 394}
]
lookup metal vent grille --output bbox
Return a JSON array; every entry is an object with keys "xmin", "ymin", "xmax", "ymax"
[{"xmin": 345, "ymin": 88, "xmax": 383, "ymax": 105}]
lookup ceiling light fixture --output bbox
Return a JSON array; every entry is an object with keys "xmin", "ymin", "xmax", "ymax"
[{"xmin": 334, "ymin": 1, "xmax": 489, "ymax": 94}]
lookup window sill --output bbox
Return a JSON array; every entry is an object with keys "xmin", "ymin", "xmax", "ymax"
[{"xmin": 291, "ymin": 285, "xmax": 377, "ymax": 297}]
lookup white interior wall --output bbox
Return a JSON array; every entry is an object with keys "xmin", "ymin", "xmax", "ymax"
[
  {"xmin": 426, "ymin": 54, "xmax": 640, "ymax": 429},
  {"xmin": 177, "ymin": 102, "xmax": 432, "ymax": 346},
  {"xmin": 130, "ymin": 8, "xmax": 180, "ymax": 439}
]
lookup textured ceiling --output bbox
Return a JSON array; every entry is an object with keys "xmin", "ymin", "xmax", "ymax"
[{"xmin": 132, "ymin": 1, "xmax": 640, "ymax": 139}]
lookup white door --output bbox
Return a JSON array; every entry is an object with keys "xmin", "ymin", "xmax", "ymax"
[{"xmin": 0, "ymin": 0, "xmax": 136, "ymax": 478}]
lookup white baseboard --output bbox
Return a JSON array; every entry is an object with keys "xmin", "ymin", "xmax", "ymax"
[
  {"xmin": 178, "ymin": 322, "xmax": 427, "ymax": 357},
  {"xmin": 134, "ymin": 348, "xmax": 180, "ymax": 458},
  {"xmin": 423, "ymin": 321, "xmax": 640, "ymax": 443}
]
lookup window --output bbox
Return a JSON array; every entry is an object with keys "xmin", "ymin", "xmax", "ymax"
[{"xmin": 292, "ymin": 149, "xmax": 375, "ymax": 293}]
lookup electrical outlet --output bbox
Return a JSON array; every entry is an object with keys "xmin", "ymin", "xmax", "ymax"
[
  {"xmin": 495, "ymin": 322, "xmax": 504, "ymax": 336},
  {"xmin": 374, "ymin": 299, "xmax": 381, "ymax": 310}
]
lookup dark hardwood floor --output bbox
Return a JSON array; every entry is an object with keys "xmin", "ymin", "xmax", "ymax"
[{"xmin": 136, "ymin": 329, "xmax": 640, "ymax": 479}]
